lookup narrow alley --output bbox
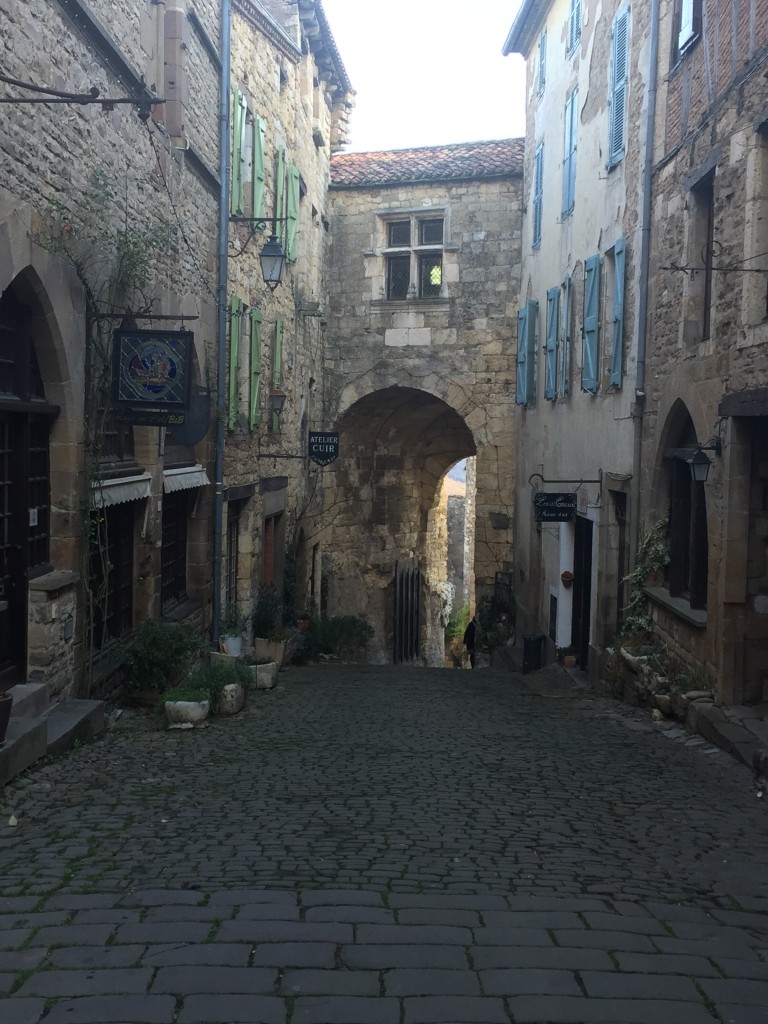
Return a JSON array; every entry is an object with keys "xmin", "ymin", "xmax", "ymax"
[{"xmin": 1, "ymin": 666, "xmax": 768, "ymax": 1023}]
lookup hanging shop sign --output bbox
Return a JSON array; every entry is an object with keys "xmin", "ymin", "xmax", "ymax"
[
  {"xmin": 308, "ymin": 431, "xmax": 339, "ymax": 466},
  {"xmin": 112, "ymin": 329, "xmax": 193, "ymax": 426},
  {"xmin": 533, "ymin": 491, "xmax": 578, "ymax": 522}
]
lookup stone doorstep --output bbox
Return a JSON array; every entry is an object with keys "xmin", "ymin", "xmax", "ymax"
[
  {"xmin": 8, "ymin": 681, "xmax": 49, "ymax": 718},
  {"xmin": 685, "ymin": 702, "xmax": 764, "ymax": 770},
  {"xmin": 1, "ymin": 699, "xmax": 106, "ymax": 787}
]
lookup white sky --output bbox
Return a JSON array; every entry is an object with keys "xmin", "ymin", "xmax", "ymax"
[{"xmin": 321, "ymin": 0, "xmax": 527, "ymax": 153}]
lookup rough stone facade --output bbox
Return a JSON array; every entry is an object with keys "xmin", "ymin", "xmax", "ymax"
[
  {"xmin": 641, "ymin": 0, "xmax": 768, "ymax": 703},
  {"xmin": 0, "ymin": 0, "xmax": 220, "ymax": 698},
  {"xmin": 322, "ymin": 143, "xmax": 523, "ymax": 664}
]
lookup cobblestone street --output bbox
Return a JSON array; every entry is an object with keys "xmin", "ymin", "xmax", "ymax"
[{"xmin": 2, "ymin": 664, "xmax": 768, "ymax": 1023}]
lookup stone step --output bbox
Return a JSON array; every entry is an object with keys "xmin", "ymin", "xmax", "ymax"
[
  {"xmin": 43, "ymin": 699, "xmax": 106, "ymax": 756},
  {"xmin": 0, "ymin": 716, "xmax": 48, "ymax": 788},
  {"xmin": 9, "ymin": 681, "xmax": 49, "ymax": 719}
]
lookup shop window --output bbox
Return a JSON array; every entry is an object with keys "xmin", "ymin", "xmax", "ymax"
[{"xmin": 161, "ymin": 490, "xmax": 190, "ymax": 610}]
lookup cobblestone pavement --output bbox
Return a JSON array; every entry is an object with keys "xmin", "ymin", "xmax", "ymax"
[{"xmin": 2, "ymin": 664, "xmax": 768, "ymax": 1024}]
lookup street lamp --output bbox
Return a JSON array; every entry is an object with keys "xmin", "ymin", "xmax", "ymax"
[
  {"xmin": 686, "ymin": 447, "xmax": 712, "ymax": 483},
  {"xmin": 269, "ymin": 386, "xmax": 287, "ymax": 419},
  {"xmin": 259, "ymin": 235, "xmax": 287, "ymax": 290}
]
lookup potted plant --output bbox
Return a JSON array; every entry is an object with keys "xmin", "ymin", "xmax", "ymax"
[
  {"xmin": 0, "ymin": 688, "xmax": 13, "ymax": 747},
  {"xmin": 220, "ymin": 604, "xmax": 248, "ymax": 657},
  {"xmin": 243, "ymin": 653, "xmax": 279, "ymax": 690},
  {"xmin": 204, "ymin": 659, "xmax": 251, "ymax": 715},
  {"xmin": 163, "ymin": 682, "xmax": 211, "ymax": 730},
  {"xmin": 253, "ymin": 584, "xmax": 289, "ymax": 667},
  {"xmin": 124, "ymin": 619, "xmax": 204, "ymax": 705}
]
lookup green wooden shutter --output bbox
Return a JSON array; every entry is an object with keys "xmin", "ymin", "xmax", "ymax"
[
  {"xmin": 610, "ymin": 238, "xmax": 626, "ymax": 387},
  {"xmin": 231, "ymin": 90, "xmax": 247, "ymax": 216},
  {"xmin": 533, "ymin": 144, "xmax": 544, "ymax": 248},
  {"xmin": 582, "ymin": 255, "xmax": 601, "ymax": 394},
  {"xmin": 544, "ymin": 287, "xmax": 559, "ymax": 400},
  {"xmin": 252, "ymin": 116, "xmax": 266, "ymax": 221},
  {"xmin": 271, "ymin": 318, "xmax": 283, "ymax": 430},
  {"xmin": 249, "ymin": 308, "xmax": 262, "ymax": 429},
  {"xmin": 228, "ymin": 295, "xmax": 242, "ymax": 429},
  {"xmin": 286, "ymin": 165, "xmax": 300, "ymax": 263},
  {"xmin": 275, "ymin": 148, "xmax": 286, "ymax": 245},
  {"xmin": 559, "ymin": 274, "xmax": 571, "ymax": 397},
  {"xmin": 608, "ymin": 7, "xmax": 630, "ymax": 169}
]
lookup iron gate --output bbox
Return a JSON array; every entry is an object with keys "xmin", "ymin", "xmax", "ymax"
[{"xmin": 393, "ymin": 560, "xmax": 421, "ymax": 663}]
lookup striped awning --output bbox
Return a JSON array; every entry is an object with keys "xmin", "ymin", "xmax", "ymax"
[
  {"xmin": 163, "ymin": 465, "xmax": 210, "ymax": 493},
  {"xmin": 92, "ymin": 473, "xmax": 152, "ymax": 508}
]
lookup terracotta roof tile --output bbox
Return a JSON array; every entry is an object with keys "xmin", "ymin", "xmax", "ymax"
[{"xmin": 330, "ymin": 139, "xmax": 524, "ymax": 187}]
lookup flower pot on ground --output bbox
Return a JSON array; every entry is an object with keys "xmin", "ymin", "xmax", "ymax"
[
  {"xmin": 162, "ymin": 685, "xmax": 211, "ymax": 730},
  {"xmin": 242, "ymin": 655, "xmax": 279, "ymax": 690},
  {"xmin": 186, "ymin": 659, "xmax": 252, "ymax": 718},
  {"xmin": 0, "ymin": 690, "xmax": 13, "ymax": 747},
  {"xmin": 219, "ymin": 635, "xmax": 243, "ymax": 657},
  {"xmin": 254, "ymin": 636, "xmax": 286, "ymax": 669},
  {"xmin": 220, "ymin": 604, "xmax": 249, "ymax": 657}
]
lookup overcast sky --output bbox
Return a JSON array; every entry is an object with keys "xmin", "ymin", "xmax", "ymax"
[{"xmin": 321, "ymin": 0, "xmax": 527, "ymax": 153}]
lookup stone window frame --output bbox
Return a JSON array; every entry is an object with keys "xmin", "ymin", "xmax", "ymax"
[
  {"xmin": 682, "ymin": 157, "xmax": 718, "ymax": 346},
  {"xmin": 672, "ymin": 0, "xmax": 702, "ymax": 65},
  {"xmin": 373, "ymin": 207, "xmax": 456, "ymax": 302}
]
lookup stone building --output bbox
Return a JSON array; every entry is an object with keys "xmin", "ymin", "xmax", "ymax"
[
  {"xmin": 320, "ymin": 141, "xmax": 523, "ymax": 664},
  {"xmin": 221, "ymin": 0, "xmax": 352, "ymax": 635},
  {"xmin": 0, "ymin": 0, "xmax": 221, "ymax": 698},
  {"xmin": 503, "ymin": 0, "xmax": 652, "ymax": 674},
  {"xmin": 640, "ymin": 0, "xmax": 768, "ymax": 704}
]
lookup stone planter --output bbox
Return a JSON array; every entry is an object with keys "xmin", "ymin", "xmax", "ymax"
[
  {"xmin": 256, "ymin": 661, "xmax": 278, "ymax": 690},
  {"xmin": 210, "ymin": 650, "xmax": 240, "ymax": 668},
  {"xmin": 254, "ymin": 638, "xmax": 286, "ymax": 669},
  {"xmin": 164, "ymin": 699, "xmax": 210, "ymax": 730},
  {"xmin": 216, "ymin": 682, "xmax": 246, "ymax": 716}
]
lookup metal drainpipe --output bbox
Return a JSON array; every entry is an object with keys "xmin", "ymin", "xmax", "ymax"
[
  {"xmin": 630, "ymin": 0, "xmax": 660, "ymax": 561},
  {"xmin": 212, "ymin": 0, "xmax": 232, "ymax": 646}
]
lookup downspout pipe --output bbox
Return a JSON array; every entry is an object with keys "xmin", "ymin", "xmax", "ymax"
[
  {"xmin": 630, "ymin": 0, "xmax": 660, "ymax": 560},
  {"xmin": 212, "ymin": 0, "xmax": 232, "ymax": 646}
]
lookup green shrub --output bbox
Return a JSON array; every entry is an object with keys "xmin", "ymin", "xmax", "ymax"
[
  {"xmin": 124, "ymin": 619, "xmax": 204, "ymax": 694},
  {"xmin": 306, "ymin": 615, "xmax": 374, "ymax": 661},
  {"xmin": 185, "ymin": 659, "xmax": 252, "ymax": 713},
  {"xmin": 253, "ymin": 583, "xmax": 284, "ymax": 639},
  {"xmin": 445, "ymin": 603, "xmax": 470, "ymax": 642}
]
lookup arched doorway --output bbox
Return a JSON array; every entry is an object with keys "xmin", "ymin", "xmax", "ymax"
[{"xmin": 0, "ymin": 284, "xmax": 58, "ymax": 683}]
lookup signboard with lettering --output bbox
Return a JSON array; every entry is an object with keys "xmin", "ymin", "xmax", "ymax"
[
  {"xmin": 533, "ymin": 491, "xmax": 578, "ymax": 522},
  {"xmin": 308, "ymin": 431, "xmax": 339, "ymax": 466},
  {"xmin": 113, "ymin": 329, "xmax": 193, "ymax": 415}
]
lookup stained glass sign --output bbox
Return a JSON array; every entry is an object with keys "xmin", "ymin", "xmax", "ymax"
[{"xmin": 113, "ymin": 330, "xmax": 193, "ymax": 411}]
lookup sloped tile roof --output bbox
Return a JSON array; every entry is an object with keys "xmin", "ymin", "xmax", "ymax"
[{"xmin": 330, "ymin": 139, "xmax": 524, "ymax": 187}]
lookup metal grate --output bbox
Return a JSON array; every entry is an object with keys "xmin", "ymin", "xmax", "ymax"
[
  {"xmin": 418, "ymin": 255, "xmax": 442, "ymax": 298},
  {"xmin": 387, "ymin": 254, "xmax": 410, "ymax": 300},
  {"xmin": 161, "ymin": 490, "xmax": 190, "ymax": 609}
]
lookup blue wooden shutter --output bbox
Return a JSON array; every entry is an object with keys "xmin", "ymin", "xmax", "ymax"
[
  {"xmin": 286, "ymin": 165, "xmax": 300, "ymax": 263},
  {"xmin": 252, "ymin": 116, "xmax": 266, "ymax": 221},
  {"xmin": 562, "ymin": 89, "xmax": 578, "ymax": 216},
  {"xmin": 231, "ymin": 91, "xmax": 247, "ymax": 216},
  {"xmin": 228, "ymin": 295, "xmax": 242, "ymax": 429},
  {"xmin": 582, "ymin": 255, "xmax": 601, "ymax": 394},
  {"xmin": 569, "ymin": 0, "xmax": 582, "ymax": 53},
  {"xmin": 517, "ymin": 300, "xmax": 539, "ymax": 406},
  {"xmin": 610, "ymin": 238, "xmax": 626, "ymax": 387},
  {"xmin": 533, "ymin": 144, "xmax": 544, "ymax": 248},
  {"xmin": 559, "ymin": 274, "xmax": 572, "ymax": 397},
  {"xmin": 544, "ymin": 287, "xmax": 559, "ymax": 400},
  {"xmin": 608, "ymin": 7, "xmax": 630, "ymax": 169},
  {"xmin": 249, "ymin": 308, "xmax": 262, "ymax": 429},
  {"xmin": 537, "ymin": 29, "xmax": 547, "ymax": 96}
]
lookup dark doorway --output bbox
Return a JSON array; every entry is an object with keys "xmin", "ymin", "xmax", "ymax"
[
  {"xmin": 0, "ymin": 286, "xmax": 56, "ymax": 683},
  {"xmin": 571, "ymin": 515, "xmax": 593, "ymax": 671}
]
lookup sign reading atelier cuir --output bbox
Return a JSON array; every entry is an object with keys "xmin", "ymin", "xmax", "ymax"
[
  {"xmin": 308, "ymin": 431, "xmax": 339, "ymax": 466},
  {"xmin": 533, "ymin": 491, "xmax": 578, "ymax": 522}
]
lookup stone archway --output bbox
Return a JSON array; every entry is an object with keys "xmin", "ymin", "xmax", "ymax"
[{"xmin": 312, "ymin": 385, "xmax": 478, "ymax": 665}]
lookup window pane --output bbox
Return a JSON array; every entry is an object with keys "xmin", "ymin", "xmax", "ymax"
[
  {"xmin": 419, "ymin": 219, "xmax": 444, "ymax": 245},
  {"xmin": 90, "ymin": 503, "xmax": 134, "ymax": 647},
  {"xmin": 161, "ymin": 491, "xmax": 189, "ymax": 609},
  {"xmin": 419, "ymin": 255, "xmax": 442, "ymax": 298},
  {"xmin": 388, "ymin": 220, "xmax": 410, "ymax": 246},
  {"xmin": 387, "ymin": 254, "xmax": 410, "ymax": 299}
]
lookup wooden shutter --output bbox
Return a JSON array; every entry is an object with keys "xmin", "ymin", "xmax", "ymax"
[
  {"xmin": 610, "ymin": 238, "xmax": 626, "ymax": 387},
  {"xmin": 545, "ymin": 287, "xmax": 559, "ymax": 400},
  {"xmin": 275, "ymin": 148, "xmax": 286, "ymax": 245},
  {"xmin": 252, "ymin": 116, "xmax": 266, "ymax": 221},
  {"xmin": 559, "ymin": 274, "xmax": 571, "ymax": 397},
  {"xmin": 533, "ymin": 144, "xmax": 544, "ymax": 248},
  {"xmin": 231, "ymin": 90, "xmax": 247, "ymax": 216},
  {"xmin": 286, "ymin": 165, "xmax": 300, "ymax": 263},
  {"xmin": 271, "ymin": 318, "xmax": 283, "ymax": 431},
  {"xmin": 608, "ymin": 7, "xmax": 630, "ymax": 168},
  {"xmin": 562, "ymin": 89, "xmax": 578, "ymax": 216},
  {"xmin": 537, "ymin": 29, "xmax": 547, "ymax": 96},
  {"xmin": 249, "ymin": 308, "xmax": 262, "ymax": 430},
  {"xmin": 582, "ymin": 255, "xmax": 601, "ymax": 394},
  {"xmin": 516, "ymin": 299, "xmax": 538, "ymax": 407},
  {"xmin": 228, "ymin": 295, "xmax": 242, "ymax": 429},
  {"xmin": 569, "ymin": 0, "xmax": 582, "ymax": 52}
]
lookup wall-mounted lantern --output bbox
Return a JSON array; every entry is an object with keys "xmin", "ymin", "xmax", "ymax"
[
  {"xmin": 269, "ymin": 386, "xmax": 287, "ymax": 419},
  {"xmin": 685, "ymin": 436, "xmax": 722, "ymax": 483},
  {"xmin": 259, "ymin": 235, "xmax": 287, "ymax": 291}
]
